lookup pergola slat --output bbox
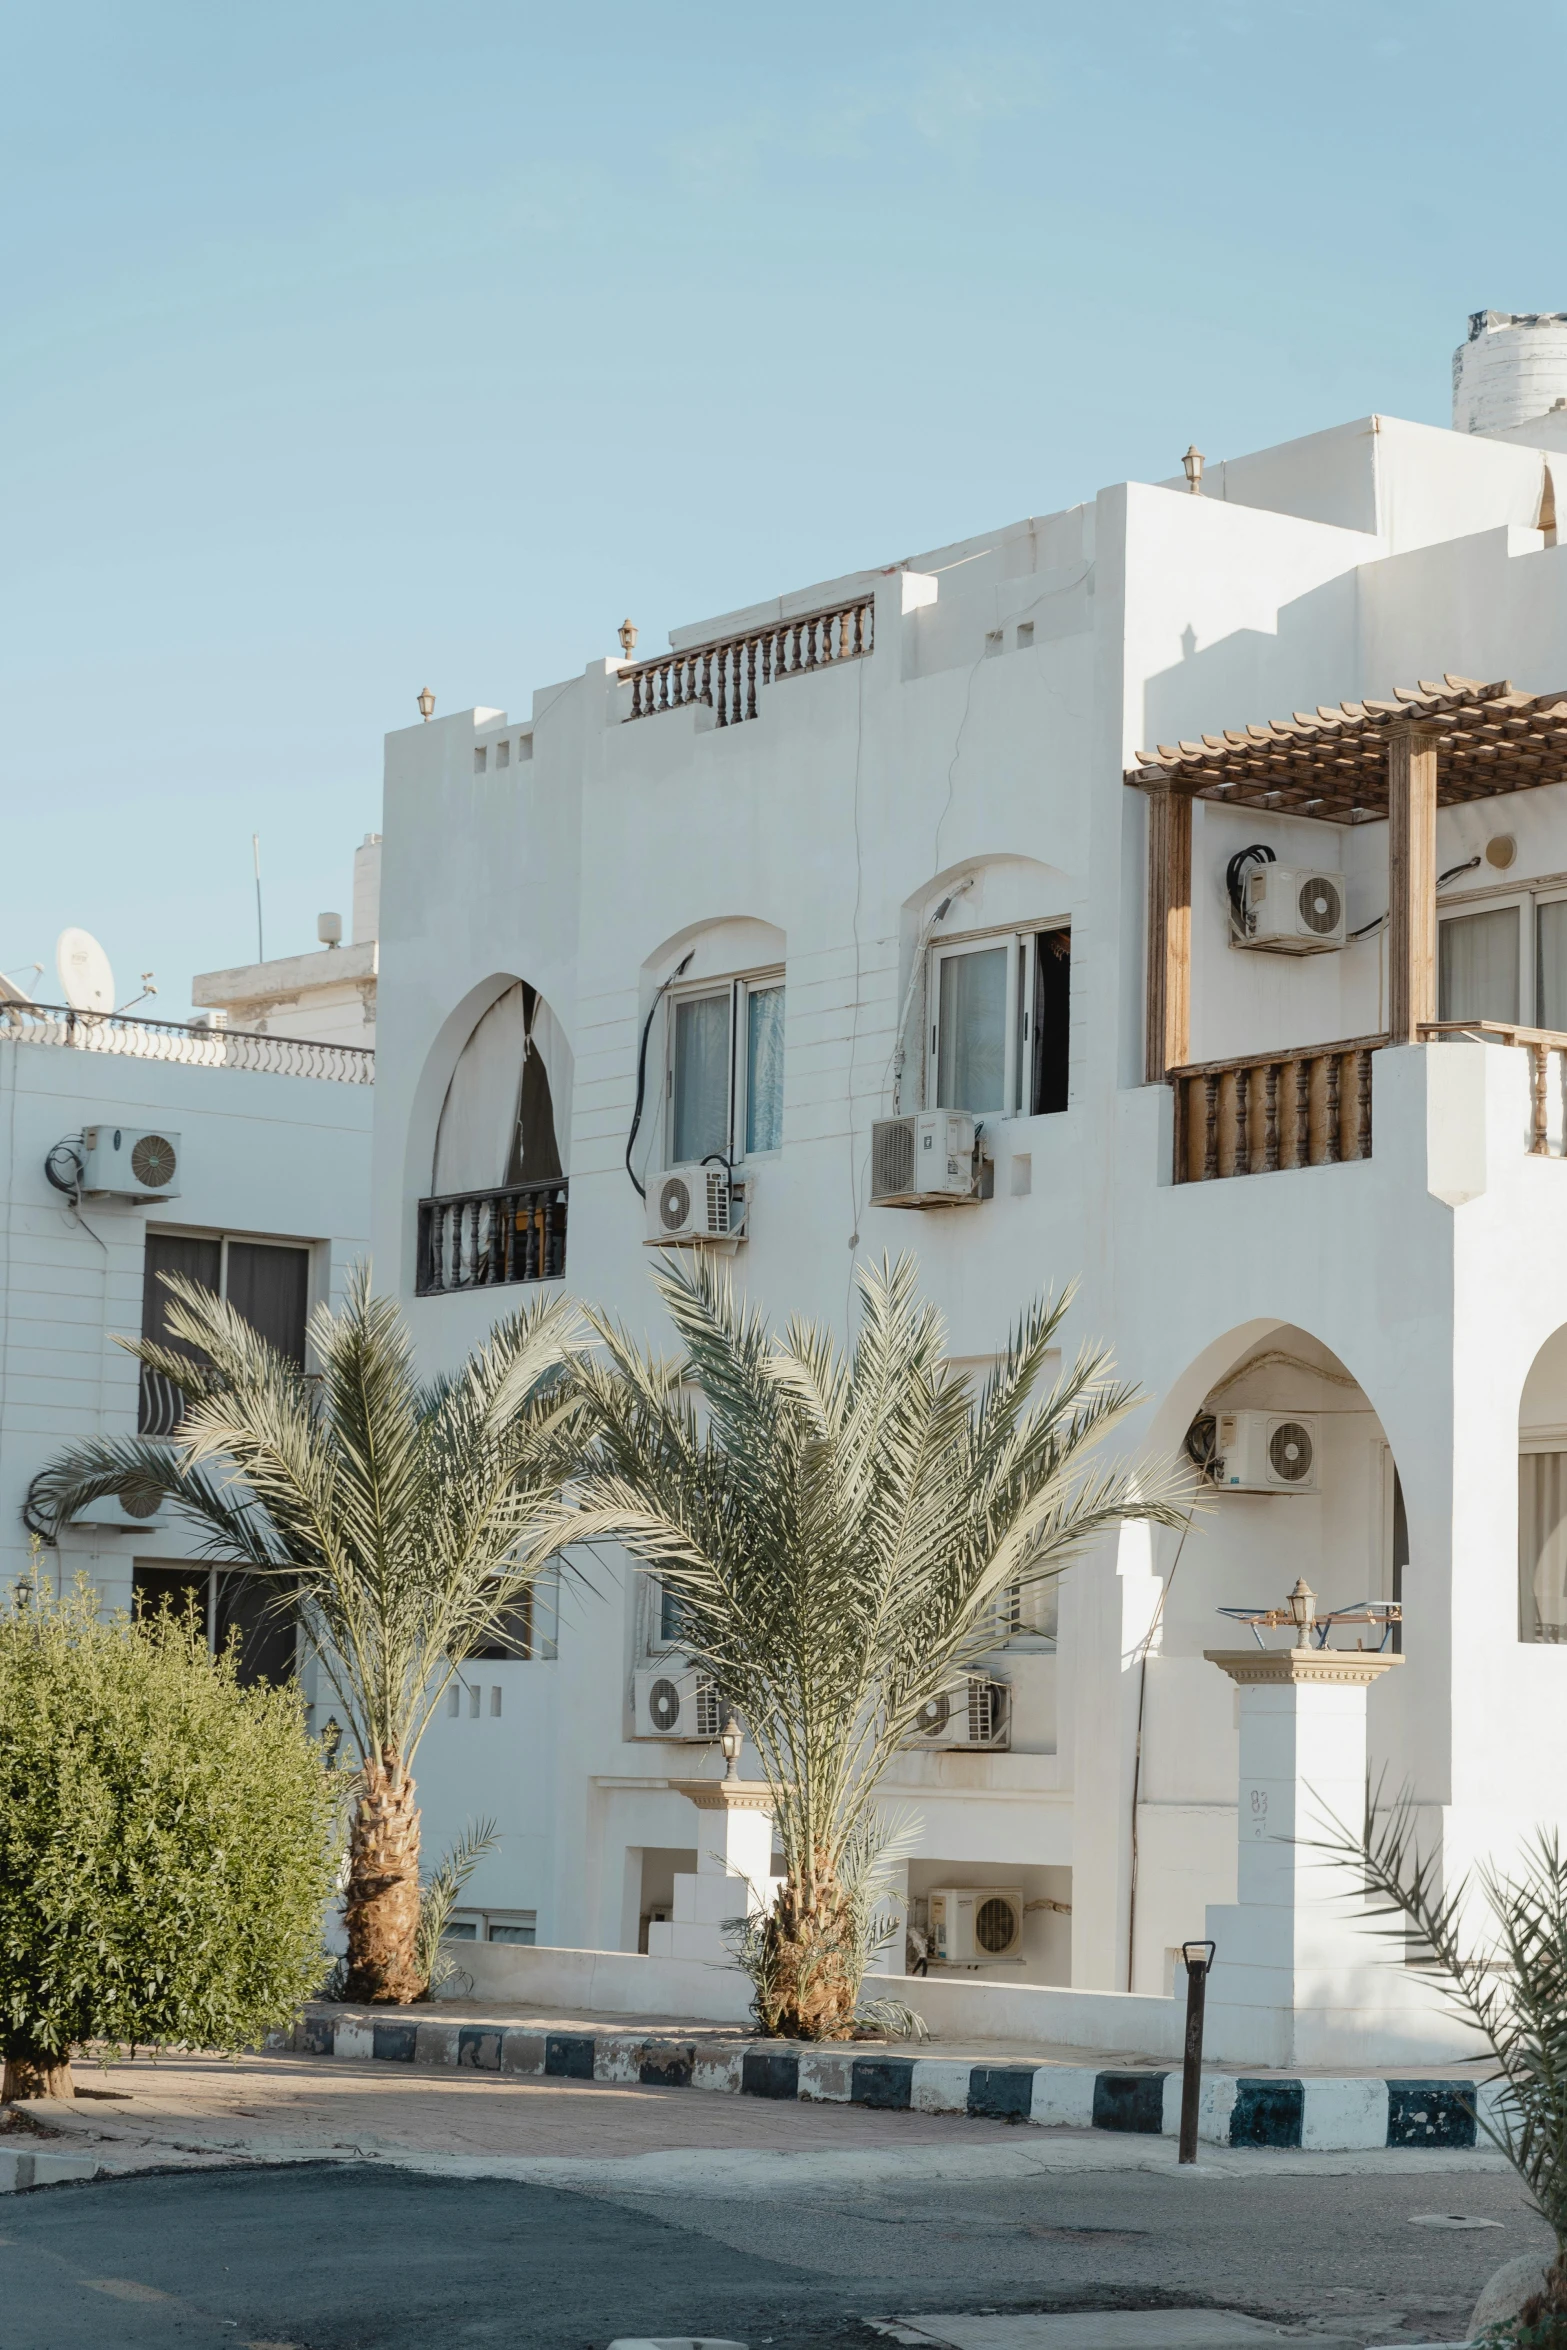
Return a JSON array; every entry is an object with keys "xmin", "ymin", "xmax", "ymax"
[{"xmin": 1129, "ymin": 674, "xmax": 1567, "ymax": 823}]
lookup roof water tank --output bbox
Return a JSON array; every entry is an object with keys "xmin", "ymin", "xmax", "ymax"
[{"xmin": 1453, "ymin": 311, "xmax": 1567, "ymax": 434}]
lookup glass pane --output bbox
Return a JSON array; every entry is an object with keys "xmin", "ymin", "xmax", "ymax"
[
  {"xmin": 1539, "ymin": 902, "xmax": 1567, "ymax": 1033},
  {"xmin": 745, "ymin": 985, "xmax": 784, "ymax": 1153},
  {"xmin": 937, "ymin": 946, "xmax": 1008, "ymax": 1112},
  {"xmin": 672, "ymin": 992, "xmax": 731, "ymax": 1164},
  {"xmin": 488, "ymin": 1923, "xmax": 536, "ymax": 1945},
  {"xmin": 1438, "ymin": 906, "xmax": 1520, "ymax": 1023},
  {"xmin": 1520, "ymin": 1451, "xmax": 1567, "ymax": 1641}
]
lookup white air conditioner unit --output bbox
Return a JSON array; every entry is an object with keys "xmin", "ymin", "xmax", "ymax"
[
  {"xmin": 646, "ymin": 1164, "xmax": 743, "ymax": 1246},
  {"xmin": 632, "ymin": 1663, "xmax": 723, "ymax": 1741},
  {"xmin": 906, "ymin": 1675, "xmax": 1009, "ymax": 1751},
  {"xmin": 64, "ymin": 1486, "xmax": 167, "ymax": 1531},
  {"xmin": 80, "ymin": 1125, "xmax": 181, "ymax": 1200},
  {"xmin": 1214, "ymin": 1410, "xmax": 1319, "ymax": 1493},
  {"xmin": 869, "ymin": 1112, "xmax": 978, "ymax": 1208},
  {"xmin": 928, "ymin": 1886, "xmax": 1025, "ymax": 1965},
  {"xmin": 1235, "ymin": 865, "xmax": 1346, "ymax": 954}
]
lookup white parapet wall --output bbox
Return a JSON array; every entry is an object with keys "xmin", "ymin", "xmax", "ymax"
[{"xmin": 441, "ymin": 1940, "xmax": 1184, "ymax": 2055}]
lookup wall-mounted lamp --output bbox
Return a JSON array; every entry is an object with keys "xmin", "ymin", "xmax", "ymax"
[
  {"xmin": 416, "ymin": 686, "xmax": 436, "ymax": 722},
  {"xmin": 720, "ymin": 1712, "xmax": 742, "ymax": 1782},
  {"xmin": 618, "ymin": 618, "xmax": 639, "ymax": 658},
  {"xmin": 321, "ymin": 1715, "xmax": 344, "ymax": 1765},
  {"xmin": 1183, "ymin": 445, "xmax": 1205, "ymax": 495}
]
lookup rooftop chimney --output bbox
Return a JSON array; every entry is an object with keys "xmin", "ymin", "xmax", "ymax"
[{"xmin": 1453, "ymin": 310, "xmax": 1567, "ymax": 434}]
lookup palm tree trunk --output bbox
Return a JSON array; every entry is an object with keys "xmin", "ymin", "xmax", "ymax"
[
  {"xmin": 763, "ymin": 1875, "xmax": 859, "ymax": 2041},
  {"xmin": 342, "ymin": 1752, "xmax": 423, "ymax": 2003},
  {"xmin": 2, "ymin": 2045, "xmax": 74, "ymax": 2101}
]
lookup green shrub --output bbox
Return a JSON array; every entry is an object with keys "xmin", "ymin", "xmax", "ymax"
[{"xmin": 0, "ymin": 1575, "xmax": 341, "ymax": 2094}]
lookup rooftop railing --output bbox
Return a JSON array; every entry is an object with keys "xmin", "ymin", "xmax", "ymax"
[
  {"xmin": 620, "ymin": 595, "xmax": 875, "ymax": 727},
  {"xmin": 0, "ymin": 1002, "xmax": 374, "ymax": 1085}
]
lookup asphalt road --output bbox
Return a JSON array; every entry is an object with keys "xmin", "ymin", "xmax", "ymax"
[{"xmin": 0, "ymin": 2157, "xmax": 1547, "ymax": 2350}]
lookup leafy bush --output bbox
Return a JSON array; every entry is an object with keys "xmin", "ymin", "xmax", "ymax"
[{"xmin": 0, "ymin": 1576, "xmax": 341, "ymax": 2096}]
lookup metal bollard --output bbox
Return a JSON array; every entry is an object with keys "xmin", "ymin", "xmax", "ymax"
[{"xmin": 1177, "ymin": 1938, "xmax": 1216, "ymax": 2164}]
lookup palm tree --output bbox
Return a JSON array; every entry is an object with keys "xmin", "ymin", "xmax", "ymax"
[
  {"xmin": 1324, "ymin": 1788, "xmax": 1567, "ymax": 2330},
  {"xmin": 31, "ymin": 1267, "xmax": 585, "ymax": 2005},
  {"xmin": 570, "ymin": 1252, "xmax": 1187, "ymax": 2041}
]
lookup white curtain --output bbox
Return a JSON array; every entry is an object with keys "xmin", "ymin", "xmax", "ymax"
[
  {"xmin": 745, "ymin": 984, "xmax": 784, "ymax": 1153},
  {"xmin": 1538, "ymin": 902, "xmax": 1567, "ymax": 1033},
  {"xmin": 1520, "ymin": 1451, "xmax": 1567, "ymax": 1641},
  {"xmin": 525, "ymin": 993, "xmax": 573, "ymax": 1175},
  {"xmin": 672, "ymin": 991, "xmax": 731, "ymax": 1164},
  {"xmin": 432, "ymin": 985, "xmax": 530, "ymax": 1194},
  {"xmin": 1439, "ymin": 907, "xmax": 1520, "ymax": 1024}
]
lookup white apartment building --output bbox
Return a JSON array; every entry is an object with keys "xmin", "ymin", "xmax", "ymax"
[
  {"xmin": 2, "ymin": 934, "xmax": 372, "ymax": 1680},
  {"xmin": 370, "ymin": 311, "xmax": 1567, "ymax": 2045}
]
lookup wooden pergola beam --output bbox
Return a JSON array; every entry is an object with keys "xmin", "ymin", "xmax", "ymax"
[
  {"xmin": 1144, "ymin": 785, "xmax": 1192, "ymax": 1083},
  {"xmin": 1388, "ymin": 723, "xmax": 1438, "ymax": 1045}
]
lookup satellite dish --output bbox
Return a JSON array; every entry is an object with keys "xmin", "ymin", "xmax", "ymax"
[{"xmin": 55, "ymin": 929, "xmax": 116, "ymax": 1013}]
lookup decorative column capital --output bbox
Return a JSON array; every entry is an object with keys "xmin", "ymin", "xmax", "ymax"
[
  {"xmin": 1203, "ymin": 1647, "xmax": 1404, "ymax": 1688},
  {"xmin": 667, "ymin": 1776, "xmax": 775, "ymax": 1815}
]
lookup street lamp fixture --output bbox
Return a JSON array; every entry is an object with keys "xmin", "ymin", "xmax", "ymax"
[
  {"xmin": 1287, "ymin": 1577, "xmax": 1316, "ymax": 1642},
  {"xmin": 720, "ymin": 1712, "xmax": 742, "ymax": 1782},
  {"xmin": 618, "ymin": 618, "xmax": 639, "ymax": 658},
  {"xmin": 416, "ymin": 686, "xmax": 436, "ymax": 722},
  {"xmin": 1183, "ymin": 444, "xmax": 1205, "ymax": 494}
]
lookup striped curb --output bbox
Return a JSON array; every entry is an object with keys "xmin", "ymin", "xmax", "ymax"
[
  {"xmin": 280, "ymin": 2012, "xmax": 1500, "ymax": 2151},
  {"xmin": 0, "ymin": 2147, "xmax": 101, "ymax": 2193}
]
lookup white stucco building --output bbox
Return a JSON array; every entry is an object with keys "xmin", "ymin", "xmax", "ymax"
[
  {"xmin": 2, "ymin": 940, "xmax": 373, "ymax": 1682},
  {"xmin": 370, "ymin": 312, "xmax": 1567, "ymax": 2056}
]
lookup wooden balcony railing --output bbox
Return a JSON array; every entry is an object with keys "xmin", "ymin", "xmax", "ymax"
[
  {"xmin": 1171, "ymin": 1036, "xmax": 1385, "ymax": 1184},
  {"xmin": 619, "ymin": 596, "xmax": 875, "ymax": 727},
  {"xmin": 1419, "ymin": 1021, "xmax": 1567, "ymax": 1157},
  {"xmin": 417, "ymin": 1180, "xmax": 568, "ymax": 1296}
]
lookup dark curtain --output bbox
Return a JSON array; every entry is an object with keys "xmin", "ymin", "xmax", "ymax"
[
  {"xmin": 142, "ymin": 1232, "xmax": 221, "ymax": 1350},
  {"xmin": 225, "ymin": 1242, "xmax": 309, "ymax": 1365}
]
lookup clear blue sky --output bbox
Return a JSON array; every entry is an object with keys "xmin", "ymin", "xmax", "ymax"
[{"xmin": 3, "ymin": 0, "xmax": 1562, "ymax": 1016}]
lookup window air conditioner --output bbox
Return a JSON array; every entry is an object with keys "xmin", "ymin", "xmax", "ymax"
[
  {"xmin": 869, "ymin": 1112, "xmax": 977, "ymax": 1208},
  {"xmin": 631, "ymin": 1663, "xmax": 723, "ymax": 1741},
  {"xmin": 80, "ymin": 1125, "xmax": 181, "ymax": 1200},
  {"xmin": 1213, "ymin": 1410, "xmax": 1319, "ymax": 1493},
  {"xmin": 1234, "ymin": 865, "xmax": 1346, "ymax": 954},
  {"xmin": 906, "ymin": 1675, "xmax": 1009, "ymax": 1750},
  {"xmin": 928, "ymin": 1886, "xmax": 1025, "ymax": 1965},
  {"xmin": 646, "ymin": 1164, "xmax": 744, "ymax": 1246}
]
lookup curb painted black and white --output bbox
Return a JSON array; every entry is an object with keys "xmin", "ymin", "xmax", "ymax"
[{"xmin": 281, "ymin": 2010, "xmax": 1500, "ymax": 2153}]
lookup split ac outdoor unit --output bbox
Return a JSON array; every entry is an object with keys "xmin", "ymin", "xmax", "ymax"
[
  {"xmin": 907, "ymin": 1675, "xmax": 1010, "ymax": 1751},
  {"xmin": 41, "ymin": 1481, "xmax": 167, "ymax": 1532},
  {"xmin": 869, "ymin": 1112, "xmax": 977, "ymax": 1208},
  {"xmin": 632, "ymin": 1663, "xmax": 723, "ymax": 1741},
  {"xmin": 1235, "ymin": 865, "xmax": 1346, "ymax": 954},
  {"xmin": 1214, "ymin": 1410, "xmax": 1319, "ymax": 1494},
  {"xmin": 80, "ymin": 1125, "xmax": 181, "ymax": 1200},
  {"xmin": 928, "ymin": 1886, "xmax": 1025, "ymax": 1965},
  {"xmin": 646, "ymin": 1164, "xmax": 743, "ymax": 1246}
]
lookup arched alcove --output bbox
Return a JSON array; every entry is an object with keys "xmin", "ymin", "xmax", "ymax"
[
  {"xmin": 431, "ymin": 981, "xmax": 574, "ymax": 1194},
  {"xmin": 894, "ymin": 854, "xmax": 1075, "ymax": 1118},
  {"xmin": 1517, "ymin": 1326, "xmax": 1567, "ymax": 1643}
]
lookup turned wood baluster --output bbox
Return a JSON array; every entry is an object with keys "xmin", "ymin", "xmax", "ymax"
[
  {"xmin": 1263, "ymin": 1061, "xmax": 1280, "ymax": 1171},
  {"xmin": 746, "ymin": 637, "xmax": 758, "ymax": 720},
  {"xmin": 1323, "ymin": 1054, "xmax": 1342, "ymax": 1164},
  {"xmin": 1290, "ymin": 1057, "xmax": 1310, "ymax": 1169},
  {"xmin": 1355, "ymin": 1051, "xmax": 1374, "ymax": 1159},
  {"xmin": 1531, "ymin": 1044, "xmax": 1550, "ymax": 1154},
  {"xmin": 1234, "ymin": 1065, "xmax": 1251, "ymax": 1175},
  {"xmin": 1202, "ymin": 1074, "xmax": 1220, "ymax": 1180},
  {"xmin": 715, "ymin": 645, "xmax": 729, "ymax": 727}
]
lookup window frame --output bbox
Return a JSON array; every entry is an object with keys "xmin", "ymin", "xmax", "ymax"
[
  {"xmin": 1436, "ymin": 891, "xmax": 1529, "ymax": 1025},
  {"xmin": 926, "ymin": 924, "xmax": 1068, "ymax": 1120},
  {"xmin": 665, "ymin": 967, "xmax": 785, "ymax": 1169}
]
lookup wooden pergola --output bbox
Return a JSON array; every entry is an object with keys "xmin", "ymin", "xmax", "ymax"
[{"xmin": 1127, "ymin": 675, "xmax": 1567, "ymax": 1082}]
